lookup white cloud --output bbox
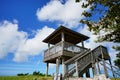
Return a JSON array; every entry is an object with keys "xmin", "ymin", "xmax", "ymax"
[
  {"xmin": 36, "ymin": 0, "xmax": 89, "ymax": 28},
  {"xmin": 0, "ymin": 20, "xmax": 27, "ymax": 59},
  {"xmin": 0, "ymin": 20, "xmax": 55, "ymax": 62},
  {"xmin": 13, "ymin": 26, "xmax": 54, "ymax": 62}
]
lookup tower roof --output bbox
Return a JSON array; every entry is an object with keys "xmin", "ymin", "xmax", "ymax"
[{"xmin": 43, "ymin": 26, "xmax": 89, "ymax": 45}]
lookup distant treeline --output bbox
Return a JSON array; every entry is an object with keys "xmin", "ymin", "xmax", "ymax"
[{"xmin": 17, "ymin": 71, "xmax": 51, "ymax": 76}]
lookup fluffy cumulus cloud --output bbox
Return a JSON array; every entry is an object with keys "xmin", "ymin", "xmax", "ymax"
[
  {"xmin": 36, "ymin": 0, "xmax": 89, "ymax": 28},
  {"xmin": 13, "ymin": 26, "xmax": 54, "ymax": 62},
  {"xmin": 0, "ymin": 20, "xmax": 27, "ymax": 59},
  {"xmin": 0, "ymin": 20, "xmax": 54, "ymax": 62}
]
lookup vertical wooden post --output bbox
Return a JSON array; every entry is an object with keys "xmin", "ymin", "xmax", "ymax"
[
  {"xmin": 109, "ymin": 59, "xmax": 115, "ymax": 78},
  {"xmin": 79, "ymin": 73, "xmax": 83, "ymax": 77},
  {"xmin": 91, "ymin": 52, "xmax": 96, "ymax": 77},
  {"xmin": 102, "ymin": 59, "xmax": 108, "ymax": 77},
  {"xmin": 62, "ymin": 58, "xmax": 66, "ymax": 78},
  {"xmin": 48, "ymin": 43, "xmax": 50, "ymax": 55},
  {"xmin": 92, "ymin": 63, "xmax": 97, "ymax": 77},
  {"xmin": 81, "ymin": 41, "xmax": 84, "ymax": 48},
  {"xmin": 61, "ymin": 32, "xmax": 64, "ymax": 41},
  {"xmin": 101, "ymin": 46, "xmax": 108, "ymax": 78},
  {"xmin": 61, "ymin": 32, "xmax": 64, "ymax": 53},
  {"xmin": 86, "ymin": 69, "xmax": 90, "ymax": 77},
  {"xmin": 56, "ymin": 58, "xmax": 59, "ymax": 80},
  {"xmin": 46, "ymin": 63, "xmax": 49, "ymax": 77},
  {"xmin": 48, "ymin": 43, "xmax": 50, "ymax": 48},
  {"xmin": 75, "ymin": 61, "xmax": 79, "ymax": 77},
  {"xmin": 96, "ymin": 59, "xmax": 101, "ymax": 74}
]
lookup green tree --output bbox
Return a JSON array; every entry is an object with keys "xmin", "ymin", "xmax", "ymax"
[
  {"xmin": 17, "ymin": 73, "xmax": 29, "ymax": 76},
  {"xmin": 113, "ymin": 46, "xmax": 120, "ymax": 68},
  {"xmin": 76, "ymin": 0, "xmax": 120, "ymax": 68},
  {"xmin": 33, "ymin": 71, "xmax": 46, "ymax": 76},
  {"xmin": 33, "ymin": 71, "xmax": 40, "ymax": 75}
]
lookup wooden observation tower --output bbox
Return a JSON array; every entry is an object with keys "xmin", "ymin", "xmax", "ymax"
[{"xmin": 43, "ymin": 26, "xmax": 116, "ymax": 80}]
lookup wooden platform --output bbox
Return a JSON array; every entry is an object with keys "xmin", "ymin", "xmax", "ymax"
[{"xmin": 43, "ymin": 41, "xmax": 87, "ymax": 63}]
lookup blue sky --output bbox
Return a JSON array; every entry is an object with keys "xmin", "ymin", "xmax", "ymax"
[
  {"xmin": 0, "ymin": 0, "xmax": 55, "ymax": 76},
  {"xmin": 0, "ymin": 0, "xmax": 118, "ymax": 76}
]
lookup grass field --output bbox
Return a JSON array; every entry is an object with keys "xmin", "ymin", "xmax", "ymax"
[{"xmin": 0, "ymin": 75, "xmax": 52, "ymax": 80}]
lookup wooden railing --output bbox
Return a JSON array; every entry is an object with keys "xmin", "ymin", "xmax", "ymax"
[
  {"xmin": 64, "ymin": 45, "xmax": 109, "ymax": 77},
  {"xmin": 44, "ymin": 41, "xmax": 87, "ymax": 58},
  {"xmin": 64, "ymin": 50, "xmax": 91, "ymax": 76},
  {"xmin": 44, "ymin": 41, "xmax": 62, "ymax": 58},
  {"xmin": 92, "ymin": 45, "xmax": 109, "ymax": 59},
  {"xmin": 63, "ymin": 41, "xmax": 87, "ymax": 53}
]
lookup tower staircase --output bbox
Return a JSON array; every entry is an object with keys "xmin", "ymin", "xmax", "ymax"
[{"xmin": 63, "ymin": 45, "xmax": 120, "ymax": 79}]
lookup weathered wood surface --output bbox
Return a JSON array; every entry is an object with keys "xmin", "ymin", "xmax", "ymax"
[
  {"xmin": 44, "ymin": 41, "xmax": 87, "ymax": 62},
  {"xmin": 44, "ymin": 40, "xmax": 111, "ymax": 78},
  {"xmin": 63, "ymin": 45, "xmax": 110, "ymax": 78}
]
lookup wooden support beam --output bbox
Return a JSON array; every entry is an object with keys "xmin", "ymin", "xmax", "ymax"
[
  {"xmin": 109, "ymin": 59, "xmax": 115, "ymax": 78},
  {"xmin": 62, "ymin": 58, "xmax": 66, "ymax": 78},
  {"xmin": 102, "ymin": 59, "xmax": 108, "ymax": 78},
  {"xmin": 56, "ymin": 58, "xmax": 60, "ymax": 80},
  {"xmin": 75, "ymin": 61, "xmax": 79, "ymax": 77},
  {"xmin": 79, "ymin": 73, "xmax": 83, "ymax": 77},
  {"xmin": 81, "ymin": 41, "xmax": 84, "ymax": 48},
  {"xmin": 91, "ymin": 52, "xmax": 96, "ymax": 77},
  {"xmin": 86, "ymin": 69, "xmax": 90, "ymax": 77},
  {"xmin": 46, "ymin": 63, "xmax": 49, "ymax": 77},
  {"xmin": 61, "ymin": 32, "xmax": 64, "ymax": 41},
  {"xmin": 48, "ymin": 43, "xmax": 50, "ymax": 48},
  {"xmin": 96, "ymin": 59, "xmax": 101, "ymax": 74},
  {"xmin": 48, "ymin": 43, "xmax": 50, "ymax": 55},
  {"xmin": 92, "ymin": 63, "xmax": 97, "ymax": 77}
]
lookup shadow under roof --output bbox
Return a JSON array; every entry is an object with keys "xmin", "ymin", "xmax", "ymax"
[{"xmin": 43, "ymin": 26, "xmax": 89, "ymax": 45}]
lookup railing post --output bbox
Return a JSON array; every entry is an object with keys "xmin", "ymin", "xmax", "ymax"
[
  {"xmin": 61, "ymin": 32, "xmax": 64, "ymax": 41},
  {"xmin": 55, "ymin": 44, "xmax": 56, "ymax": 53},
  {"xmin": 81, "ymin": 41, "xmax": 84, "ymax": 48},
  {"xmin": 48, "ymin": 43, "xmax": 50, "ymax": 56},
  {"xmin": 61, "ymin": 32, "xmax": 64, "ymax": 53}
]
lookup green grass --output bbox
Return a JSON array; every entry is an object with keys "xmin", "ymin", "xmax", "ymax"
[
  {"xmin": 0, "ymin": 76, "xmax": 120, "ymax": 80},
  {"xmin": 0, "ymin": 75, "xmax": 52, "ymax": 80}
]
